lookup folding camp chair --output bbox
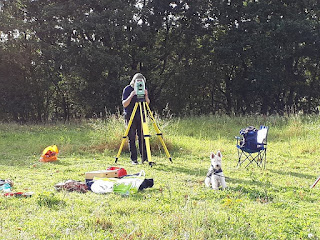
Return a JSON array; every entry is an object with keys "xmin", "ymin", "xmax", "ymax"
[{"xmin": 235, "ymin": 125, "xmax": 269, "ymax": 168}]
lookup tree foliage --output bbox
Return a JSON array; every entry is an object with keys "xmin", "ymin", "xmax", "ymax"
[{"xmin": 0, "ymin": 0, "xmax": 319, "ymax": 122}]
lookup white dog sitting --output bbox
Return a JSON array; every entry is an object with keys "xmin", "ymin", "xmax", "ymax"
[{"xmin": 205, "ymin": 151, "xmax": 227, "ymax": 190}]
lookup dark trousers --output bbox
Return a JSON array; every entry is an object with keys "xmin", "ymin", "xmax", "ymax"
[{"xmin": 125, "ymin": 115, "xmax": 147, "ymax": 162}]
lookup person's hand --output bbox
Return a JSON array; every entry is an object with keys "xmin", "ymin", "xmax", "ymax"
[
  {"xmin": 144, "ymin": 89, "xmax": 150, "ymax": 104},
  {"xmin": 130, "ymin": 90, "xmax": 136, "ymax": 98}
]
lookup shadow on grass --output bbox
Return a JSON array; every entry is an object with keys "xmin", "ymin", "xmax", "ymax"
[
  {"xmin": 49, "ymin": 160, "xmax": 71, "ymax": 166},
  {"xmin": 0, "ymin": 156, "xmax": 71, "ymax": 167},
  {"xmin": 228, "ymin": 185, "xmax": 275, "ymax": 202},
  {"xmin": 155, "ymin": 161, "xmax": 238, "ymax": 177},
  {"xmin": 227, "ymin": 176, "xmax": 258, "ymax": 186},
  {"xmin": 0, "ymin": 158, "xmax": 35, "ymax": 167},
  {"xmin": 155, "ymin": 161, "xmax": 317, "ymax": 185},
  {"xmin": 154, "ymin": 163, "xmax": 207, "ymax": 177},
  {"xmin": 154, "ymin": 162, "xmax": 271, "ymax": 190},
  {"xmin": 269, "ymin": 169, "xmax": 316, "ymax": 179}
]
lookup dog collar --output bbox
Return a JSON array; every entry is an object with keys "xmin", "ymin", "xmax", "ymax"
[{"xmin": 206, "ymin": 167, "xmax": 223, "ymax": 178}]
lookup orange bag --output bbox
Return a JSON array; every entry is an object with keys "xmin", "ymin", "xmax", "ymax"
[{"xmin": 40, "ymin": 145, "xmax": 59, "ymax": 162}]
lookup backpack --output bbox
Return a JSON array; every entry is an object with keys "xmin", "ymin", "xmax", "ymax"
[{"xmin": 239, "ymin": 126, "xmax": 258, "ymax": 149}]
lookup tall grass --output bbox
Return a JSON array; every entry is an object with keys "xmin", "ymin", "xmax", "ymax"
[{"xmin": 1, "ymin": 114, "xmax": 320, "ymax": 239}]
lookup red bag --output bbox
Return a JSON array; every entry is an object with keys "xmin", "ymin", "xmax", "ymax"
[
  {"xmin": 107, "ymin": 167, "xmax": 127, "ymax": 178},
  {"xmin": 40, "ymin": 145, "xmax": 59, "ymax": 162}
]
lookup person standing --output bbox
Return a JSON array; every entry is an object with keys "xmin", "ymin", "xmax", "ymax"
[{"xmin": 122, "ymin": 73, "xmax": 150, "ymax": 164}]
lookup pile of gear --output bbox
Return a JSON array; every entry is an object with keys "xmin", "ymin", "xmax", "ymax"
[
  {"xmin": 54, "ymin": 167, "xmax": 154, "ymax": 196},
  {"xmin": 2, "ymin": 146, "xmax": 154, "ymax": 197},
  {"xmin": 0, "ymin": 179, "xmax": 34, "ymax": 197}
]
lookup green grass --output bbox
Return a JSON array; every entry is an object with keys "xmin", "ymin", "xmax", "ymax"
[{"xmin": 1, "ymin": 114, "xmax": 320, "ymax": 239}]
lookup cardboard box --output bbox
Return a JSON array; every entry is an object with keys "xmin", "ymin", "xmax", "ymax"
[{"xmin": 85, "ymin": 170, "xmax": 118, "ymax": 180}]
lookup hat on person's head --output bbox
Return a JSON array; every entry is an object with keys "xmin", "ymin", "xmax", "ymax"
[{"xmin": 130, "ymin": 73, "xmax": 146, "ymax": 87}]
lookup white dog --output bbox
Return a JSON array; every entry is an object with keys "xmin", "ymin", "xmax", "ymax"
[{"xmin": 205, "ymin": 151, "xmax": 227, "ymax": 190}]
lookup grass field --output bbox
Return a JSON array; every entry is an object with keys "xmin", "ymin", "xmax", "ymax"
[{"xmin": 1, "ymin": 114, "xmax": 320, "ymax": 239}]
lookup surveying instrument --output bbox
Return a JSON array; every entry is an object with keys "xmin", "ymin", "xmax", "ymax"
[{"xmin": 115, "ymin": 78, "xmax": 172, "ymax": 166}]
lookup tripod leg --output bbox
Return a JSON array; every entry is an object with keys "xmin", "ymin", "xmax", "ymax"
[
  {"xmin": 311, "ymin": 176, "xmax": 320, "ymax": 188},
  {"xmin": 140, "ymin": 102, "xmax": 152, "ymax": 163},
  {"xmin": 145, "ymin": 102, "xmax": 172, "ymax": 162},
  {"xmin": 115, "ymin": 103, "xmax": 139, "ymax": 163}
]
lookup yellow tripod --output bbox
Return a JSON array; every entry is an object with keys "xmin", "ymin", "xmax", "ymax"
[{"xmin": 115, "ymin": 100, "xmax": 172, "ymax": 166}]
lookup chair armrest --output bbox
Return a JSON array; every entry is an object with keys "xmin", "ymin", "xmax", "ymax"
[{"xmin": 235, "ymin": 136, "xmax": 241, "ymax": 145}]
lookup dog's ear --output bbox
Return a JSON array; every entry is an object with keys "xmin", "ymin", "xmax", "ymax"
[
  {"xmin": 217, "ymin": 151, "xmax": 222, "ymax": 158},
  {"xmin": 210, "ymin": 152, "xmax": 215, "ymax": 159}
]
